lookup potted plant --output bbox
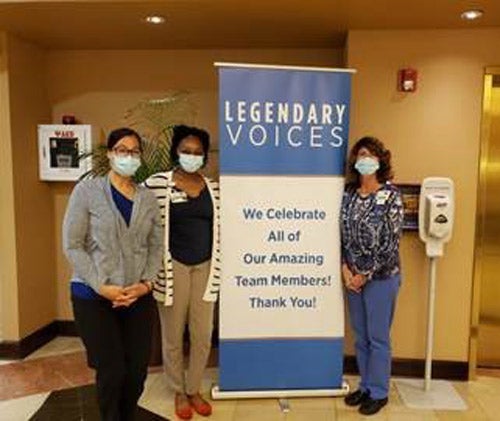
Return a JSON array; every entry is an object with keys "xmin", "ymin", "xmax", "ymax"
[{"xmin": 80, "ymin": 91, "xmax": 196, "ymax": 182}]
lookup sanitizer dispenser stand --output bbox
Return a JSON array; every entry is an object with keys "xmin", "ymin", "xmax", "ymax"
[
  {"xmin": 395, "ymin": 177, "xmax": 466, "ymax": 411},
  {"xmin": 418, "ymin": 177, "xmax": 455, "ymax": 392}
]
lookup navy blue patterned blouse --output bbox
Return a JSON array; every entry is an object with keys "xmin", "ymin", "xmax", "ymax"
[{"xmin": 340, "ymin": 182, "xmax": 404, "ymax": 281}]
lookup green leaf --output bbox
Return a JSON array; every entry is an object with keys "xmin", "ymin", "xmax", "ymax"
[{"xmin": 79, "ymin": 92, "xmax": 195, "ymax": 181}]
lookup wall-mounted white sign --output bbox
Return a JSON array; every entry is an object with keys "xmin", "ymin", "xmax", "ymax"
[{"xmin": 38, "ymin": 124, "xmax": 92, "ymax": 181}]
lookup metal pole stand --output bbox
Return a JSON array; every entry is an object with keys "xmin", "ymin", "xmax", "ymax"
[
  {"xmin": 425, "ymin": 257, "xmax": 437, "ymax": 392},
  {"xmin": 395, "ymin": 256, "xmax": 466, "ymax": 410}
]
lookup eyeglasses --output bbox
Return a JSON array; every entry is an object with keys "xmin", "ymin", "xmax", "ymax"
[{"xmin": 112, "ymin": 147, "xmax": 141, "ymax": 158}]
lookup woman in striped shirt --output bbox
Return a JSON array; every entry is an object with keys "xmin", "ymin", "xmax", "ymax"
[{"xmin": 144, "ymin": 125, "xmax": 220, "ymax": 420}]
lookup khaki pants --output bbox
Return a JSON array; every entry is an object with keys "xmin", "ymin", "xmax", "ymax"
[{"xmin": 158, "ymin": 259, "xmax": 215, "ymax": 395}]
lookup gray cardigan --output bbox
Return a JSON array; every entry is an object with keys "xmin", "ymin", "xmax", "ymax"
[{"xmin": 63, "ymin": 175, "xmax": 164, "ymax": 292}]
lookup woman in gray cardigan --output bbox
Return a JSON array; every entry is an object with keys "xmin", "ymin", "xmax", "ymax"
[{"xmin": 63, "ymin": 127, "xmax": 163, "ymax": 421}]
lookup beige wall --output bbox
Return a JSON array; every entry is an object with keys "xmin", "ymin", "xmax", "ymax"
[
  {"xmin": 0, "ymin": 32, "xmax": 19, "ymax": 341},
  {"xmin": 47, "ymin": 48, "xmax": 344, "ymax": 320},
  {"xmin": 4, "ymin": 28, "xmax": 492, "ymax": 365},
  {"xmin": 0, "ymin": 26, "xmax": 495, "ymax": 367},
  {"xmin": 346, "ymin": 28, "xmax": 500, "ymax": 362},
  {"xmin": 0, "ymin": 33, "xmax": 55, "ymax": 341},
  {"xmin": 7, "ymin": 34, "xmax": 55, "ymax": 338}
]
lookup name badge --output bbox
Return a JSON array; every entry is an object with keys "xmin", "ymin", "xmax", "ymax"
[
  {"xmin": 170, "ymin": 189, "xmax": 188, "ymax": 203},
  {"xmin": 375, "ymin": 190, "xmax": 391, "ymax": 205}
]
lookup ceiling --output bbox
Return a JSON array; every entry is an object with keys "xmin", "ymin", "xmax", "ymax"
[{"xmin": 0, "ymin": 0, "xmax": 498, "ymax": 50}]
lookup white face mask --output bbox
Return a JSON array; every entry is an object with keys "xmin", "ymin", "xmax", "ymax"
[
  {"xmin": 354, "ymin": 156, "xmax": 380, "ymax": 175},
  {"xmin": 110, "ymin": 155, "xmax": 141, "ymax": 177},
  {"xmin": 179, "ymin": 153, "xmax": 204, "ymax": 173}
]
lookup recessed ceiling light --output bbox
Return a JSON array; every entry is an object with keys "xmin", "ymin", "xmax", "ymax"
[
  {"xmin": 144, "ymin": 15, "xmax": 166, "ymax": 25},
  {"xmin": 461, "ymin": 9, "xmax": 484, "ymax": 21}
]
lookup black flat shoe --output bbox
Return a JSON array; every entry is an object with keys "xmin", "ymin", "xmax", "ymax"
[
  {"xmin": 344, "ymin": 389, "xmax": 370, "ymax": 406},
  {"xmin": 359, "ymin": 397, "xmax": 388, "ymax": 415}
]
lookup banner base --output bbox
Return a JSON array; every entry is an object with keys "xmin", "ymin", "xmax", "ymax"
[{"xmin": 211, "ymin": 382, "xmax": 350, "ymax": 400}]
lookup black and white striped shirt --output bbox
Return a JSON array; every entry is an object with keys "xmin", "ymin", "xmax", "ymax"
[{"xmin": 144, "ymin": 170, "xmax": 221, "ymax": 305}]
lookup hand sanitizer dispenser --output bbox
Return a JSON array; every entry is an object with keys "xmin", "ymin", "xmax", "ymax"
[
  {"xmin": 425, "ymin": 194, "xmax": 452, "ymax": 239},
  {"xmin": 419, "ymin": 178, "xmax": 454, "ymax": 257},
  {"xmin": 418, "ymin": 177, "xmax": 454, "ymax": 392}
]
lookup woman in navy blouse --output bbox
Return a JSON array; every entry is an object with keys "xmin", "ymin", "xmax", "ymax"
[
  {"xmin": 63, "ymin": 128, "xmax": 163, "ymax": 421},
  {"xmin": 341, "ymin": 136, "xmax": 404, "ymax": 416}
]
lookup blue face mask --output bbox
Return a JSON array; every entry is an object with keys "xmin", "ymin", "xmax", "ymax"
[
  {"xmin": 179, "ymin": 153, "xmax": 204, "ymax": 173},
  {"xmin": 355, "ymin": 157, "xmax": 380, "ymax": 175},
  {"xmin": 110, "ymin": 155, "xmax": 141, "ymax": 177}
]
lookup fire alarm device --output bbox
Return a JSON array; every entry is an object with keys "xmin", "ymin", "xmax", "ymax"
[{"xmin": 398, "ymin": 68, "xmax": 418, "ymax": 92}]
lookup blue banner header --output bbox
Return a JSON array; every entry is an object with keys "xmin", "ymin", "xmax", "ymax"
[{"xmin": 219, "ymin": 67, "xmax": 352, "ymax": 175}]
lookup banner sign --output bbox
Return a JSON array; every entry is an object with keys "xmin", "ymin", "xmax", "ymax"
[{"xmin": 217, "ymin": 63, "xmax": 353, "ymax": 391}]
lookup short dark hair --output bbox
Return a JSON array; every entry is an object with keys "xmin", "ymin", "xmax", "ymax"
[
  {"xmin": 170, "ymin": 125, "xmax": 210, "ymax": 166},
  {"xmin": 347, "ymin": 136, "xmax": 393, "ymax": 186},
  {"xmin": 107, "ymin": 127, "xmax": 142, "ymax": 151}
]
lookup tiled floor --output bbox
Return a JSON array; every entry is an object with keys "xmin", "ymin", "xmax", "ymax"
[
  {"xmin": 0, "ymin": 342, "xmax": 93, "ymax": 401},
  {"xmin": 1, "ymin": 337, "xmax": 500, "ymax": 420},
  {"xmin": 24, "ymin": 336, "xmax": 85, "ymax": 361}
]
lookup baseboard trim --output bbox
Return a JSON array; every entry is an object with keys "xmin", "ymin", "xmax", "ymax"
[
  {"xmin": 344, "ymin": 355, "xmax": 469, "ymax": 381},
  {"xmin": 0, "ymin": 320, "xmax": 79, "ymax": 360},
  {"xmin": 0, "ymin": 323, "xmax": 469, "ymax": 381},
  {"xmin": 55, "ymin": 320, "xmax": 79, "ymax": 337},
  {"xmin": 0, "ymin": 321, "xmax": 59, "ymax": 359}
]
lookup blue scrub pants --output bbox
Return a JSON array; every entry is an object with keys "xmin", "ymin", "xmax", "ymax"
[{"xmin": 347, "ymin": 275, "xmax": 400, "ymax": 399}]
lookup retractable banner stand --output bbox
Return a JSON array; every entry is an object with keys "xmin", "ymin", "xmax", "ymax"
[{"xmin": 213, "ymin": 63, "xmax": 355, "ymax": 399}]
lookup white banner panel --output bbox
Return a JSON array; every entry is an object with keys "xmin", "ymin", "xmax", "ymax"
[{"xmin": 220, "ymin": 175, "xmax": 344, "ymax": 339}]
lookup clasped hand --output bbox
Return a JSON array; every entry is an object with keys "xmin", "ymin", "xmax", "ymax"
[
  {"xmin": 342, "ymin": 264, "xmax": 367, "ymax": 293},
  {"xmin": 98, "ymin": 283, "xmax": 150, "ymax": 308}
]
